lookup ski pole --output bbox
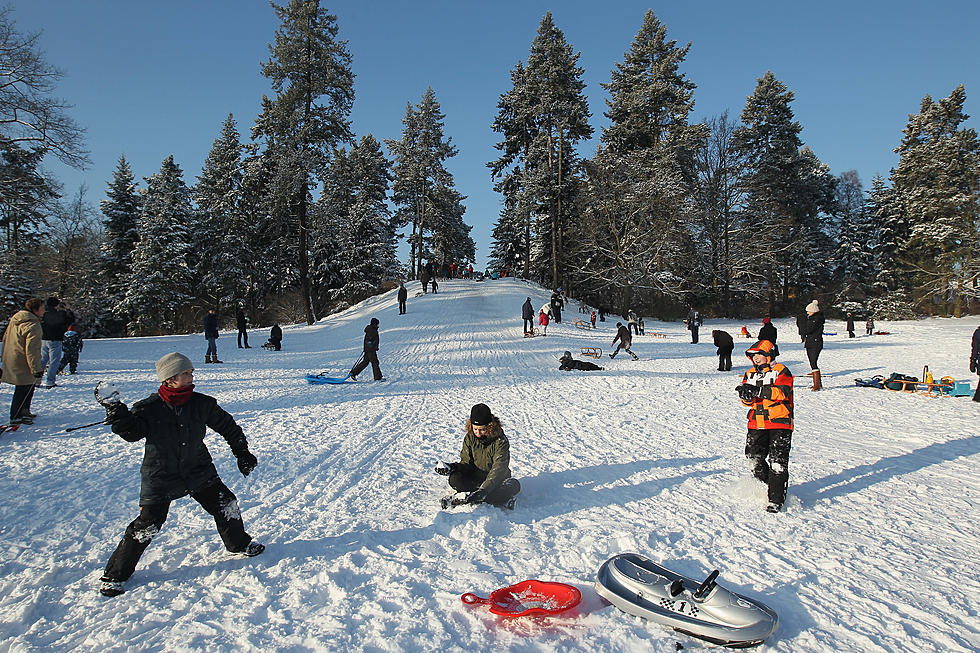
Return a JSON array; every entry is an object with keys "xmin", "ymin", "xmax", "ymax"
[{"xmin": 65, "ymin": 418, "xmax": 109, "ymax": 433}]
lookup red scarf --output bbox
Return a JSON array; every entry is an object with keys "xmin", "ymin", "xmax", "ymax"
[{"xmin": 158, "ymin": 383, "xmax": 194, "ymax": 406}]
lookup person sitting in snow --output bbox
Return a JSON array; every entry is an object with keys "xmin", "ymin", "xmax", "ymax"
[
  {"xmin": 735, "ymin": 340, "xmax": 794, "ymax": 513},
  {"xmin": 262, "ymin": 322, "xmax": 282, "ymax": 350},
  {"xmin": 435, "ymin": 403, "xmax": 521, "ymax": 509},
  {"xmin": 97, "ymin": 352, "xmax": 264, "ymax": 597},
  {"xmin": 559, "ymin": 350, "xmax": 604, "ymax": 371}
]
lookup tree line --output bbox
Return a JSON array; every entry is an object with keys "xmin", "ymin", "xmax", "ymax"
[{"xmin": 487, "ymin": 10, "xmax": 980, "ymax": 320}]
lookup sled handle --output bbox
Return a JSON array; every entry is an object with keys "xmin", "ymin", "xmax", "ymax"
[{"xmin": 461, "ymin": 593, "xmax": 490, "ymax": 605}]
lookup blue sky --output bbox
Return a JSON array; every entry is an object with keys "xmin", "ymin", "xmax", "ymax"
[{"xmin": 12, "ymin": 1, "xmax": 980, "ymax": 268}]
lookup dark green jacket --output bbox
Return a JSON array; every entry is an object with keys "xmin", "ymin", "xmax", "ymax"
[
  {"xmin": 460, "ymin": 425, "xmax": 511, "ymax": 492},
  {"xmin": 112, "ymin": 392, "xmax": 249, "ymax": 505}
]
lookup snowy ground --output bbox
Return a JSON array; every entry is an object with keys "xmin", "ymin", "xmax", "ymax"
[{"xmin": 1, "ymin": 278, "xmax": 978, "ymax": 652}]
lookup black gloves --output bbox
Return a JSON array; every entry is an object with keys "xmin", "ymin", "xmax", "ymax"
[
  {"xmin": 465, "ymin": 488, "xmax": 488, "ymax": 504},
  {"xmin": 104, "ymin": 402, "xmax": 131, "ymax": 424},
  {"xmin": 737, "ymin": 383, "xmax": 761, "ymax": 402},
  {"xmin": 237, "ymin": 451, "xmax": 258, "ymax": 477},
  {"xmin": 435, "ymin": 462, "xmax": 456, "ymax": 476}
]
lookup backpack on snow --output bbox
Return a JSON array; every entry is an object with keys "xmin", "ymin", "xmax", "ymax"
[{"xmin": 884, "ymin": 372, "xmax": 918, "ymax": 391}]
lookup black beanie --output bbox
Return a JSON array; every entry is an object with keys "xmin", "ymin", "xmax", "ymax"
[
  {"xmin": 470, "ymin": 403, "xmax": 492, "ymax": 426},
  {"xmin": 370, "ymin": 317, "xmax": 379, "ymax": 326}
]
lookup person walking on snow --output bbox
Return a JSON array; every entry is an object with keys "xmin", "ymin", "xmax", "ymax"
[
  {"xmin": 397, "ymin": 282, "xmax": 408, "ymax": 315},
  {"xmin": 846, "ymin": 312, "xmax": 855, "ymax": 339},
  {"xmin": 40, "ymin": 297, "xmax": 72, "ymax": 388},
  {"xmin": 803, "ymin": 300, "xmax": 825, "ymax": 390},
  {"xmin": 686, "ymin": 306, "xmax": 702, "ymax": 344},
  {"xmin": 203, "ymin": 309, "xmax": 222, "ymax": 363},
  {"xmin": 58, "ymin": 325, "xmax": 84, "ymax": 374},
  {"xmin": 434, "ymin": 403, "xmax": 521, "ymax": 509},
  {"xmin": 538, "ymin": 305, "xmax": 550, "ymax": 336},
  {"xmin": 970, "ymin": 324, "xmax": 980, "ymax": 402},
  {"xmin": 521, "ymin": 297, "xmax": 534, "ymax": 335},
  {"xmin": 97, "ymin": 352, "xmax": 263, "ymax": 597},
  {"xmin": 350, "ymin": 318, "xmax": 384, "ymax": 381},
  {"xmin": 610, "ymin": 322, "xmax": 638, "ymax": 360},
  {"xmin": 865, "ymin": 317, "xmax": 875, "ymax": 336},
  {"xmin": 236, "ymin": 305, "xmax": 250, "ymax": 348},
  {"xmin": 2, "ymin": 297, "xmax": 45, "ymax": 425},
  {"xmin": 736, "ymin": 339, "xmax": 794, "ymax": 513}
]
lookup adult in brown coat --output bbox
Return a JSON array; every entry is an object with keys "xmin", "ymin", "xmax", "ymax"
[{"xmin": 1, "ymin": 298, "xmax": 45, "ymax": 424}]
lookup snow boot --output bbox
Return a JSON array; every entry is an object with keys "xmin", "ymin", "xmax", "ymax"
[
  {"xmin": 99, "ymin": 577, "xmax": 125, "ymax": 597},
  {"xmin": 229, "ymin": 541, "xmax": 265, "ymax": 557},
  {"xmin": 766, "ymin": 502, "xmax": 782, "ymax": 513},
  {"xmin": 212, "ymin": 356, "xmax": 224, "ymax": 364},
  {"xmin": 205, "ymin": 355, "xmax": 213, "ymax": 364},
  {"xmin": 811, "ymin": 369, "xmax": 822, "ymax": 391}
]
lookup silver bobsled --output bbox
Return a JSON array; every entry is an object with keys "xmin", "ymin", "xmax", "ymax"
[{"xmin": 595, "ymin": 553, "xmax": 778, "ymax": 648}]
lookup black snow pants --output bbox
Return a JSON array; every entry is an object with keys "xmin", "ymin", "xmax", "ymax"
[
  {"xmin": 102, "ymin": 480, "xmax": 251, "ymax": 582},
  {"xmin": 449, "ymin": 464, "xmax": 521, "ymax": 506},
  {"xmin": 718, "ymin": 347, "xmax": 733, "ymax": 371},
  {"xmin": 351, "ymin": 350, "xmax": 383, "ymax": 380},
  {"xmin": 745, "ymin": 428, "xmax": 793, "ymax": 506},
  {"xmin": 805, "ymin": 341, "xmax": 823, "ymax": 371}
]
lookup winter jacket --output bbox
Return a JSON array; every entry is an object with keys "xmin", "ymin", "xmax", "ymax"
[
  {"xmin": 758, "ymin": 322, "xmax": 777, "ymax": 344},
  {"xmin": 1, "ymin": 310, "xmax": 43, "ymax": 385},
  {"xmin": 846, "ymin": 316, "xmax": 855, "ymax": 331},
  {"xmin": 559, "ymin": 354, "xmax": 602, "ymax": 371},
  {"xmin": 521, "ymin": 299, "xmax": 534, "ymax": 320},
  {"xmin": 236, "ymin": 310, "xmax": 248, "ymax": 330},
  {"xmin": 740, "ymin": 341, "xmax": 794, "ymax": 430},
  {"xmin": 459, "ymin": 421, "xmax": 511, "ymax": 492},
  {"xmin": 686, "ymin": 309, "xmax": 701, "ymax": 330},
  {"xmin": 712, "ymin": 330, "xmax": 734, "ymax": 353},
  {"xmin": 971, "ymin": 326, "xmax": 980, "ymax": 372},
  {"xmin": 627, "ymin": 311, "xmax": 638, "ymax": 325},
  {"xmin": 204, "ymin": 314, "xmax": 219, "ymax": 339},
  {"xmin": 362, "ymin": 323, "xmax": 380, "ymax": 352},
  {"xmin": 110, "ymin": 392, "xmax": 250, "ymax": 505},
  {"xmin": 41, "ymin": 308, "xmax": 73, "ymax": 341},
  {"xmin": 62, "ymin": 330, "xmax": 83, "ymax": 356},
  {"xmin": 270, "ymin": 324, "xmax": 282, "ymax": 344},
  {"xmin": 803, "ymin": 312, "xmax": 825, "ymax": 345},
  {"xmin": 796, "ymin": 312, "xmax": 807, "ymax": 338},
  {"xmin": 613, "ymin": 324, "xmax": 632, "ymax": 348},
  {"xmin": 397, "ymin": 286, "xmax": 408, "ymax": 302}
]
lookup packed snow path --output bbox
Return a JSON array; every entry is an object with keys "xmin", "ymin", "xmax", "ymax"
[{"xmin": 1, "ymin": 278, "xmax": 978, "ymax": 651}]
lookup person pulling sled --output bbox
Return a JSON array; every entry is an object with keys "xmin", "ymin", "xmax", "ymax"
[
  {"xmin": 96, "ymin": 352, "xmax": 264, "ymax": 597},
  {"xmin": 349, "ymin": 318, "xmax": 384, "ymax": 381},
  {"xmin": 435, "ymin": 403, "xmax": 520, "ymax": 509}
]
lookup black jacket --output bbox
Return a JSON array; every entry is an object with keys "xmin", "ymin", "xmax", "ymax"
[
  {"xmin": 204, "ymin": 314, "xmax": 219, "ymax": 339},
  {"xmin": 613, "ymin": 324, "xmax": 632, "ymax": 347},
  {"xmin": 759, "ymin": 322, "xmax": 777, "ymax": 343},
  {"xmin": 796, "ymin": 312, "xmax": 807, "ymax": 337},
  {"xmin": 971, "ymin": 327, "xmax": 980, "ymax": 368},
  {"xmin": 397, "ymin": 286, "xmax": 408, "ymax": 302},
  {"xmin": 712, "ymin": 330, "xmax": 734, "ymax": 352},
  {"xmin": 521, "ymin": 299, "xmax": 534, "ymax": 320},
  {"xmin": 236, "ymin": 310, "xmax": 247, "ymax": 330},
  {"xmin": 363, "ymin": 323, "xmax": 380, "ymax": 352},
  {"xmin": 41, "ymin": 308, "xmax": 73, "ymax": 341},
  {"xmin": 804, "ymin": 312, "xmax": 825, "ymax": 345},
  {"xmin": 111, "ymin": 392, "xmax": 249, "ymax": 505},
  {"xmin": 270, "ymin": 324, "xmax": 282, "ymax": 343}
]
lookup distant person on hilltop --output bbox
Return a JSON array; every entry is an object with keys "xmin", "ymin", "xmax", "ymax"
[
  {"xmin": 434, "ymin": 403, "xmax": 521, "ymax": 509},
  {"xmin": 397, "ymin": 282, "xmax": 408, "ymax": 315},
  {"xmin": 236, "ymin": 305, "xmax": 250, "ymax": 349},
  {"xmin": 736, "ymin": 339, "xmax": 794, "ymax": 513}
]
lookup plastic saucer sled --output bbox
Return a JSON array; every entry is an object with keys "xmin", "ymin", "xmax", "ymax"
[
  {"xmin": 595, "ymin": 553, "xmax": 778, "ymax": 648},
  {"xmin": 461, "ymin": 580, "xmax": 582, "ymax": 617}
]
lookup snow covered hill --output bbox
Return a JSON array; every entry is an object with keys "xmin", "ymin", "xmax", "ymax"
[{"xmin": 1, "ymin": 278, "xmax": 978, "ymax": 652}]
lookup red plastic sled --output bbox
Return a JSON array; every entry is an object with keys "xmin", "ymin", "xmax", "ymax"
[{"xmin": 461, "ymin": 579, "xmax": 582, "ymax": 617}]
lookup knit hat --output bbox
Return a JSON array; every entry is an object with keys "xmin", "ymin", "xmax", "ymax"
[
  {"xmin": 762, "ymin": 317, "xmax": 771, "ymax": 324},
  {"xmin": 156, "ymin": 352, "xmax": 194, "ymax": 382},
  {"xmin": 805, "ymin": 300, "xmax": 819, "ymax": 313},
  {"xmin": 470, "ymin": 403, "xmax": 492, "ymax": 426},
  {"xmin": 370, "ymin": 317, "xmax": 379, "ymax": 326}
]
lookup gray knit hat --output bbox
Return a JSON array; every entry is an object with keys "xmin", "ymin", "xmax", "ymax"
[{"xmin": 155, "ymin": 352, "xmax": 194, "ymax": 382}]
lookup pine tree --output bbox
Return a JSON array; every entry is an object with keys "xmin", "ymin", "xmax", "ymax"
[
  {"xmin": 385, "ymin": 88, "xmax": 466, "ymax": 278},
  {"xmin": 834, "ymin": 170, "xmax": 871, "ymax": 284},
  {"xmin": 120, "ymin": 155, "xmax": 195, "ymax": 335},
  {"xmin": 330, "ymin": 135, "xmax": 399, "ymax": 305},
  {"xmin": 890, "ymin": 85, "xmax": 980, "ymax": 316},
  {"xmin": 0, "ymin": 141, "xmax": 57, "ymax": 252},
  {"xmin": 194, "ymin": 114, "xmax": 248, "ymax": 313},
  {"xmin": 253, "ymin": 0, "xmax": 354, "ymax": 324}
]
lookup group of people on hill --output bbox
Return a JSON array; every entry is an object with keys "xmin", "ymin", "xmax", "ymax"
[{"xmin": 204, "ymin": 306, "xmax": 283, "ymax": 362}]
